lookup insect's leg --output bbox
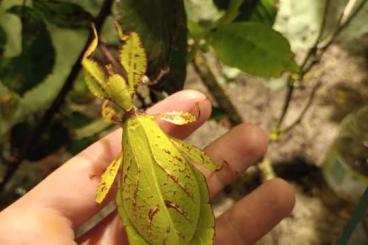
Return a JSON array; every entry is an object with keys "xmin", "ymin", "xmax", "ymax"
[
  {"xmin": 171, "ymin": 138, "xmax": 220, "ymax": 172},
  {"xmin": 96, "ymin": 152, "xmax": 122, "ymax": 204}
]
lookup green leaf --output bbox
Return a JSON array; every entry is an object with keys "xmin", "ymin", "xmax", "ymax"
[
  {"xmin": 114, "ymin": 0, "xmax": 187, "ymax": 94},
  {"xmin": 0, "ymin": 6, "xmax": 55, "ymax": 95},
  {"xmin": 210, "ymin": 22, "xmax": 299, "ymax": 78},
  {"xmin": 33, "ymin": 0, "xmax": 93, "ymax": 29},
  {"xmin": 0, "ymin": 26, "xmax": 6, "ymax": 56},
  {"xmin": 10, "ymin": 120, "xmax": 69, "ymax": 161},
  {"xmin": 214, "ymin": 0, "xmax": 278, "ymax": 26}
]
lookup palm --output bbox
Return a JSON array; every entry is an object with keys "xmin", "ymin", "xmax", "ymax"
[{"xmin": 0, "ymin": 91, "xmax": 294, "ymax": 245}]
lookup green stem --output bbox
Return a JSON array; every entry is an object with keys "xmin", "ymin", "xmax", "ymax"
[
  {"xmin": 336, "ymin": 188, "xmax": 368, "ymax": 245},
  {"xmin": 212, "ymin": 0, "xmax": 244, "ymax": 28}
]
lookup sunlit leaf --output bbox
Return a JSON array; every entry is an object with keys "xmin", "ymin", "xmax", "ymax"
[
  {"xmin": 0, "ymin": 6, "xmax": 55, "ymax": 95},
  {"xmin": 210, "ymin": 22, "xmax": 299, "ymax": 78},
  {"xmin": 96, "ymin": 153, "xmax": 122, "ymax": 204}
]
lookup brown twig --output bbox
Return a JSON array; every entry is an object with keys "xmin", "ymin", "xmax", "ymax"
[
  {"xmin": 0, "ymin": 0, "xmax": 114, "ymax": 190},
  {"xmin": 281, "ymin": 81, "xmax": 323, "ymax": 133},
  {"xmin": 99, "ymin": 42, "xmax": 127, "ymax": 79},
  {"xmin": 276, "ymin": 0, "xmax": 331, "ymax": 130},
  {"xmin": 192, "ymin": 51, "xmax": 243, "ymax": 126}
]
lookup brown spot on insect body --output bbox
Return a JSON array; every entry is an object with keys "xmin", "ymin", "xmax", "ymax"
[
  {"xmin": 148, "ymin": 206, "xmax": 160, "ymax": 222},
  {"xmin": 164, "ymin": 200, "xmax": 190, "ymax": 221}
]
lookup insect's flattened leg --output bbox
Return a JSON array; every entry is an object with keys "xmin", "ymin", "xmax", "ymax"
[
  {"xmin": 96, "ymin": 153, "xmax": 122, "ymax": 204},
  {"xmin": 156, "ymin": 111, "xmax": 198, "ymax": 125},
  {"xmin": 116, "ymin": 182, "xmax": 150, "ymax": 245},
  {"xmin": 101, "ymin": 100, "xmax": 121, "ymax": 123},
  {"xmin": 170, "ymin": 138, "xmax": 220, "ymax": 172}
]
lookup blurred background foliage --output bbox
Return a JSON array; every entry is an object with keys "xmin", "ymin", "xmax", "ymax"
[{"xmin": 0, "ymin": 0, "xmax": 368, "ymax": 243}]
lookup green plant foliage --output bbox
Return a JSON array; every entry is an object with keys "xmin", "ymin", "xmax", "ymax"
[
  {"xmin": 0, "ymin": 26, "xmax": 6, "ymax": 56},
  {"xmin": 0, "ymin": 6, "xmax": 55, "ymax": 95},
  {"xmin": 114, "ymin": 0, "xmax": 187, "ymax": 94},
  {"xmin": 33, "ymin": 0, "xmax": 93, "ymax": 29},
  {"xmin": 214, "ymin": 0, "xmax": 278, "ymax": 25},
  {"xmin": 10, "ymin": 120, "xmax": 69, "ymax": 161},
  {"xmin": 209, "ymin": 22, "xmax": 298, "ymax": 78}
]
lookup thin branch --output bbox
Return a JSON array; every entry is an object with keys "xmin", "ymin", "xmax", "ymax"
[
  {"xmin": 99, "ymin": 42, "xmax": 127, "ymax": 79},
  {"xmin": 276, "ymin": 0, "xmax": 367, "ymax": 132},
  {"xmin": 281, "ymin": 81, "xmax": 322, "ymax": 133},
  {"xmin": 319, "ymin": 0, "xmax": 367, "ymax": 50},
  {"xmin": 0, "ymin": 0, "xmax": 114, "ymax": 190},
  {"xmin": 276, "ymin": 0, "xmax": 331, "ymax": 130},
  {"xmin": 192, "ymin": 51, "xmax": 243, "ymax": 126}
]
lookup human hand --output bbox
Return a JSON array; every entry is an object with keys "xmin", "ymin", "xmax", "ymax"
[{"xmin": 0, "ymin": 90, "xmax": 295, "ymax": 245}]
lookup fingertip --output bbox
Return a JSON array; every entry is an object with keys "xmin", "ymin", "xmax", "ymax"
[
  {"xmin": 149, "ymin": 89, "xmax": 212, "ymax": 139},
  {"xmin": 263, "ymin": 178, "xmax": 296, "ymax": 216},
  {"xmin": 231, "ymin": 123, "xmax": 268, "ymax": 163}
]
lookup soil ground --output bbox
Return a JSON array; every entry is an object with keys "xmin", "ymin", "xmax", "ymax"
[{"xmin": 185, "ymin": 43, "xmax": 368, "ymax": 244}]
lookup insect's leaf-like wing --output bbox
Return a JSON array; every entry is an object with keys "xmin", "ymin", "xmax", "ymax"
[
  {"xmin": 156, "ymin": 111, "xmax": 197, "ymax": 125},
  {"xmin": 96, "ymin": 153, "xmax": 122, "ymax": 204},
  {"xmin": 171, "ymin": 138, "xmax": 219, "ymax": 172},
  {"xmin": 119, "ymin": 32, "xmax": 147, "ymax": 89},
  {"xmin": 116, "ymin": 181, "xmax": 150, "ymax": 245},
  {"xmin": 189, "ymin": 166, "xmax": 215, "ymax": 245},
  {"xmin": 120, "ymin": 115, "xmax": 201, "ymax": 244}
]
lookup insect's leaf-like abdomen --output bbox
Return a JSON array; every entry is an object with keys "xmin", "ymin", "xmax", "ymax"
[{"xmin": 120, "ymin": 115, "xmax": 201, "ymax": 245}]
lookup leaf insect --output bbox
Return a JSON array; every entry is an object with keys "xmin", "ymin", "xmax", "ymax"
[{"xmin": 82, "ymin": 23, "xmax": 220, "ymax": 245}]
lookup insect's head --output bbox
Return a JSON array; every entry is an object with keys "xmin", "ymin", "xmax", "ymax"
[{"xmin": 81, "ymin": 23, "xmax": 147, "ymax": 123}]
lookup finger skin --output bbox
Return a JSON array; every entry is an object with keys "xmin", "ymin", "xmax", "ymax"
[
  {"xmin": 80, "ymin": 123, "xmax": 269, "ymax": 244},
  {"xmin": 204, "ymin": 123, "xmax": 268, "ymax": 197},
  {"xmin": 0, "ymin": 90, "xmax": 211, "ymax": 230},
  {"xmin": 215, "ymin": 178, "xmax": 295, "ymax": 245}
]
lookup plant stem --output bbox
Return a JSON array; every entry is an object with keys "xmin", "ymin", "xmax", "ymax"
[
  {"xmin": 0, "ymin": 0, "xmax": 114, "ymax": 191},
  {"xmin": 276, "ymin": 0, "xmax": 331, "ymax": 131},
  {"xmin": 336, "ymin": 188, "xmax": 368, "ymax": 245},
  {"xmin": 192, "ymin": 51, "xmax": 243, "ymax": 126},
  {"xmin": 277, "ymin": 0, "xmax": 367, "ymax": 133},
  {"xmin": 281, "ymin": 81, "xmax": 322, "ymax": 133}
]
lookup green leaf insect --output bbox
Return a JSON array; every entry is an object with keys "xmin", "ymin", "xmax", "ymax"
[{"xmin": 82, "ymin": 24, "xmax": 220, "ymax": 245}]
